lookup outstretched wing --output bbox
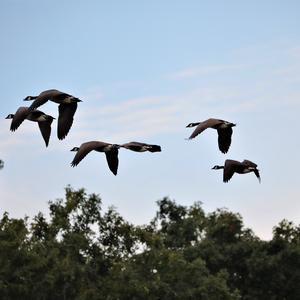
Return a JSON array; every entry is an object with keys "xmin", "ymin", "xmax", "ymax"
[
  {"xmin": 188, "ymin": 118, "xmax": 223, "ymax": 139},
  {"xmin": 10, "ymin": 107, "xmax": 30, "ymax": 131},
  {"xmin": 242, "ymin": 160, "xmax": 258, "ymax": 168},
  {"xmin": 57, "ymin": 103, "xmax": 77, "ymax": 140},
  {"xmin": 217, "ymin": 127, "xmax": 233, "ymax": 154},
  {"xmin": 254, "ymin": 169, "xmax": 261, "ymax": 183},
  {"xmin": 27, "ymin": 91, "xmax": 52, "ymax": 110},
  {"xmin": 223, "ymin": 160, "xmax": 240, "ymax": 183},
  {"xmin": 27, "ymin": 89, "xmax": 69, "ymax": 111},
  {"xmin": 242, "ymin": 160, "xmax": 260, "ymax": 183},
  {"xmin": 105, "ymin": 148, "xmax": 119, "ymax": 175},
  {"xmin": 38, "ymin": 119, "xmax": 53, "ymax": 147},
  {"xmin": 70, "ymin": 141, "xmax": 100, "ymax": 167}
]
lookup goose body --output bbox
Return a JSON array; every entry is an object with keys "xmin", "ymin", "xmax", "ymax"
[
  {"xmin": 24, "ymin": 89, "xmax": 82, "ymax": 140},
  {"xmin": 212, "ymin": 159, "xmax": 261, "ymax": 183},
  {"xmin": 186, "ymin": 118, "xmax": 236, "ymax": 153},
  {"xmin": 70, "ymin": 141, "xmax": 120, "ymax": 175},
  {"xmin": 6, "ymin": 107, "xmax": 55, "ymax": 147},
  {"xmin": 121, "ymin": 141, "xmax": 161, "ymax": 152}
]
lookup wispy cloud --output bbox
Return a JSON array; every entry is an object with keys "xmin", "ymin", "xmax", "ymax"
[
  {"xmin": 168, "ymin": 64, "xmax": 248, "ymax": 80},
  {"xmin": 71, "ymin": 95, "xmax": 183, "ymax": 143},
  {"xmin": 3, "ymin": 43, "xmax": 300, "ymax": 156}
]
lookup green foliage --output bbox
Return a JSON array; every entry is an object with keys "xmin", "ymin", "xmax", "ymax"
[{"xmin": 1, "ymin": 187, "xmax": 300, "ymax": 299}]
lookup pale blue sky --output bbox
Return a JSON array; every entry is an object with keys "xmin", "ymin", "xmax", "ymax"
[{"xmin": 1, "ymin": 1, "xmax": 300, "ymax": 239}]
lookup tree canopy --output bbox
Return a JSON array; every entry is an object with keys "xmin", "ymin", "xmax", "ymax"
[{"xmin": 1, "ymin": 186, "xmax": 300, "ymax": 299}]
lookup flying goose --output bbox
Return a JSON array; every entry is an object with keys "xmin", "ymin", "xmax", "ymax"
[
  {"xmin": 212, "ymin": 159, "xmax": 261, "ymax": 183},
  {"xmin": 186, "ymin": 118, "xmax": 236, "ymax": 153},
  {"xmin": 70, "ymin": 141, "xmax": 120, "ymax": 176},
  {"xmin": 24, "ymin": 89, "xmax": 82, "ymax": 140},
  {"xmin": 5, "ymin": 107, "xmax": 55, "ymax": 147},
  {"xmin": 121, "ymin": 141, "xmax": 161, "ymax": 152}
]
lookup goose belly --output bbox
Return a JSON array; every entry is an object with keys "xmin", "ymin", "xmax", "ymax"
[
  {"xmin": 51, "ymin": 97, "xmax": 72, "ymax": 104},
  {"xmin": 129, "ymin": 146, "xmax": 147, "ymax": 152},
  {"xmin": 26, "ymin": 114, "xmax": 47, "ymax": 122},
  {"xmin": 235, "ymin": 167, "xmax": 252, "ymax": 174}
]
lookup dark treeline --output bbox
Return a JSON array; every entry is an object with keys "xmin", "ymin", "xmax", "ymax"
[{"xmin": 1, "ymin": 187, "xmax": 300, "ymax": 300}]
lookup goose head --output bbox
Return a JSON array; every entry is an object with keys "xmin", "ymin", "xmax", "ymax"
[
  {"xmin": 186, "ymin": 122, "xmax": 200, "ymax": 128},
  {"xmin": 212, "ymin": 165, "xmax": 224, "ymax": 170},
  {"xmin": 5, "ymin": 114, "xmax": 14, "ymax": 119},
  {"xmin": 23, "ymin": 96, "xmax": 36, "ymax": 101},
  {"xmin": 70, "ymin": 147, "xmax": 80, "ymax": 152}
]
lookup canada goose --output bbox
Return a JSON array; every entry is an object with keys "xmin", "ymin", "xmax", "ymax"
[
  {"xmin": 24, "ymin": 89, "xmax": 82, "ymax": 140},
  {"xmin": 5, "ymin": 107, "xmax": 55, "ymax": 147},
  {"xmin": 121, "ymin": 141, "xmax": 161, "ymax": 152},
  {"xmin": 70, "ymin": 141, "xmax": 120, "ymax": 176},
  {"xmin": 212, "ymin": 159, "xmax": 261, "ymax": 183},
  {"xmin": 186, "ymin": 118, "xmax": 236, "ymax": 153}
]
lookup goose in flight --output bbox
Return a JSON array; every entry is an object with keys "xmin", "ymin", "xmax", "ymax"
[
  {"xmin": 24, "ymin": 89, "xmax": 82, "ymax": 140},
  {"xmin": 121, "ymin": 141, "xmax": 161, "ymax": 152},
  {"xmin": 6, "ymin": 107, "xmax": 55, "ymax": 147},
  {"xmin": 186, "ymin": 118, "xmax": 236, "ymax": 153},
  {"xmin": 70, "ymin": 141, "xmax": 120, "ymax": 176},
  {"xmin": 212, "ymin": 159, "xmax": 261, "ymax": 183}
]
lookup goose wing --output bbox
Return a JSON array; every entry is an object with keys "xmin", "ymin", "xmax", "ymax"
[
  {"xmin": 71, "ymin": 141, "xmax": 106, "ymax": 167},
  {"xmin": 38, "ymin": 119, "xmax": 53, "ymax": 147},
  {"xmin": 57, "ymin": 103, "xmax": 78, "ymax": 140},
  {"xmin": 217, "ymin": 127, "xmax": 233, "ymax": 154},
  {"xmin": 223, "ymin": 160, "xmax": 240, "ymax": 183},
  {"xmin": 242, "ymin": 160, "xmax": 261, "ymax": 183},
  {"xmin": 28, "ymin": 89, "xmax": 70, "ymax": 110},
  {"xmin": 10, "ymin": 107, "xmax": 30, "ymax": 131},
  {"xmin": 27, "ymin": 90, "xmax": 53, "ymax": 110},
  {"xmin": 242, "ymin": 160, "xmax": 258, "ymax": 168},
  {"xmin": 254, "ymin": 169, "xmax": 261, "ymax": 183},
  {"xmin": 188, "ymin": 118, "xmax": 223, "ymax": 139},
  {"xmin": 105, "ymin": 148, "xmax": 119, "ymax": 175}
]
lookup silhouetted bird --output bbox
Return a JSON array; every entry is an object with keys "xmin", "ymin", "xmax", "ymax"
[
  {"xmin": 186, "ymin": 118, "xmax": 236, "ymax": 153},
  {"xmin": 121, "ymin": 141, "xmax": 161, "ymax": 152},
  {"xmin": 24, "ymin": 89, "xmax": 82, "ymax": 140},
  {"xmin": 6, "ymin": 107, "xmax": 55, "ymax": 147},
  {"xmin": 212, "ymin": 159, "xmax": 261, "ymax": 183},
  {"xmin": 70, "ymin": 141, "xmax": 120, "ymax": 176}
]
